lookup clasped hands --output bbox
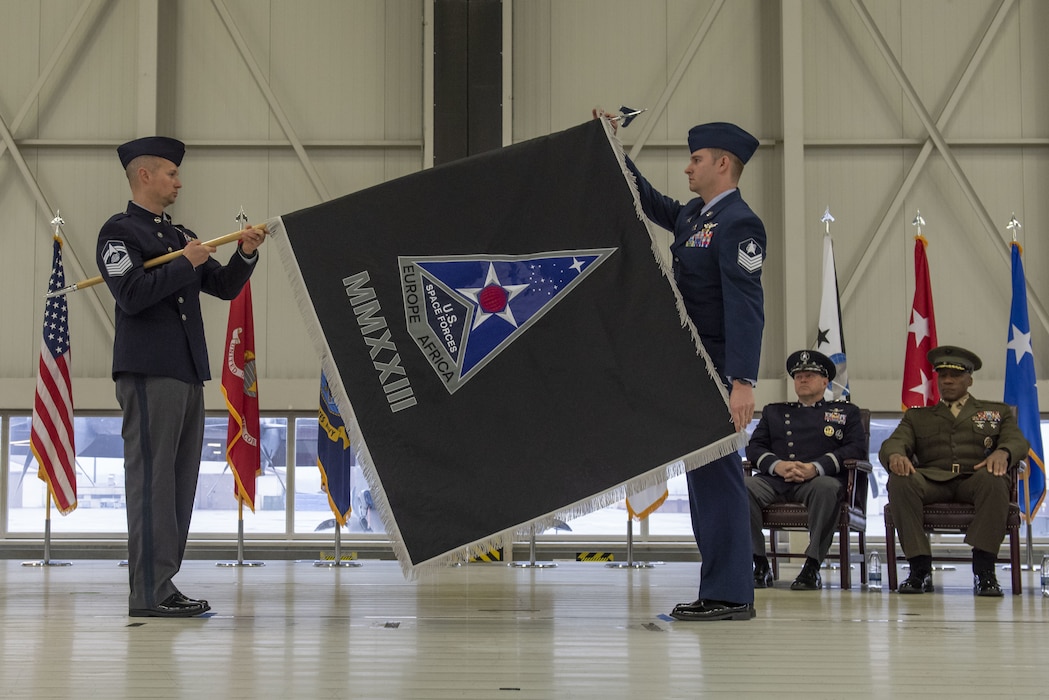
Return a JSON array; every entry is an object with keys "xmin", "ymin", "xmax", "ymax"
[{"xmin": 773, "ymin": 460, "xmax": 819, "ymax": 483}]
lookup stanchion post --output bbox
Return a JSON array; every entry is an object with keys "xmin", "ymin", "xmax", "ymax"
[
  {"xmin": 217, "ymin": 501, "xmax": 264, "ymax": 567},
  {"xmin": 22, "ymin": 495, "xmax": 72, "ymax": 567},
  {"xmin": 510, "ymin": 524, "xmax": 556, "ymax": 568}
]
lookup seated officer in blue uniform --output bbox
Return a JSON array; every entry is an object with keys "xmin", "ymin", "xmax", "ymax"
[
  {"xmin": 880, "ymin": 345, "xmax": 1029, "ymax": 597},
  {"xmin": 97, "ymin": 136, "xmax": 265, "ymax": 617},
  {"xmin": 596, "ymin": 111, "xmax": 765, "ymax": 621},
  {"xmin": 745, "ymin": 350, "xmax": 867, "ymax": 590}
]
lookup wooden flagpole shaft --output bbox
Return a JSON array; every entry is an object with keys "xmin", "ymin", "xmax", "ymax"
[{"xmin": 46, "ymin": 224, "xmax": 266, "ymax": 298}]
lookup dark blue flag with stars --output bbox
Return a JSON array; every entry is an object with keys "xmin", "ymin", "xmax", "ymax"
[{"xmin": 271, "ymin": 120, "xmax": 742, "ymax": 576}]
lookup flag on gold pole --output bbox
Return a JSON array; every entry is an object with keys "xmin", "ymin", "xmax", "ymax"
[
  {"xmin": 31, "ymin": 229, "xmax": 77, "ymax": 514},
  {"xmin": 901, "ymin": 213, "xmax": 939, "ymax": 409},
  {"xmin": 221, "ymin": 281, "xmax": 260, "ymax": 510}
]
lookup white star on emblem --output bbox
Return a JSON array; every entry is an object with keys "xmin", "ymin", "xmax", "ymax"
[
  {"xmin": 458, "ymin": 263, "xmax": 529, "ymax": 330},
  {"xmin": 569, "ymin": 258, "xmax": 585, "ymax": 274},
  {"xmin": 907, "ymin": 309, "xmax": 929, "ymax": 347},
  {"xmin": 1007, "ymin": 325, "xmax": 1033, "ymax": 364}
]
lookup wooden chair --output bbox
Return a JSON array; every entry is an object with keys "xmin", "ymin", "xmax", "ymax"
[
  {"xmin": 883, "ymin": 460, "xmax": 1024, "ymax": 595},
  {"xmin": 746, "ymin": 408, "xmax": 872, "ymax": 590}
]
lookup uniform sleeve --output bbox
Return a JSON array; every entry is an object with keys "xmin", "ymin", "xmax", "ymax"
[
  {"xmin": 745, "ymin": 409, "xmax": 779, "ymax": 474},
  {"xmin": 624, "ymin": 157, "xmax": 682, "ymax": 233},
  {"xmin": 199, "ymin": 247, "xmax": 257, "ymax": 301},
  {"xmin": 97, "ymin": 218, "xmax": 197, "ymax": 315},
  {"xmin": 995, "ymin": 410, "xmax": 1031, "ymax": 464},
  {"xmin": 879, "ymin": 411, "xmax": 918, "ymax": 466},
  {"xmin": 815, "ymin": 404, "xmax": 869, "ymax": 476},
  {"xmin": 718, "ymin": 211, "xmax": 765, "ymax": 380}
]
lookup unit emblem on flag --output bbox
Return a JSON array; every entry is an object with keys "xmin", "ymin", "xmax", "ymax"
[
  {"xmin": 101, "ymin": 241, "xmax": 132, "ymax": 277},
  {"xmin": 737, "ymin": 238, "xmax": 763, "ymax": 272},
  {"xmin": 401, "ymin": 250, "xmax": 616, "ymax": 393}
]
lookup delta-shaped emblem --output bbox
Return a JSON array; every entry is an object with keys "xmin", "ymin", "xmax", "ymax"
[{"xmin": 400, "ymin": 249, "xmax": 616, "ymax": 393}]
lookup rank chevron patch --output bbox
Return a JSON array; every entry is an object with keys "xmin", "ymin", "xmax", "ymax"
[{"xmin": 400, "ymin": 249, "xmax": 616, "ymax": 393}]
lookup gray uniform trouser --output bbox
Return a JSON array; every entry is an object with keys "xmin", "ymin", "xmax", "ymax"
[
  {"xmin": 886, "ymin": 468, "xmax": 1010, "ymax": 559},
  {"xmin": 746, "ymin": 475, "xmax": 844, "ymax": 562},
  {"xmin": 116, "ymin": 374, "xmax": 204, "ymax": 610}
]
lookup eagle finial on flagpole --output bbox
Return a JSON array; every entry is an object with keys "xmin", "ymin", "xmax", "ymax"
[
  {"xmin": 912, "ymin": 210, "xmax": 925, "ymax": 237},
  {"xmin": 821, "ymin": 207, "xmax": 835, "ymax": 234},
  {"xmin": 1006, "ymin": 213, "xmax": 1021, "ymax": 243},
  {"xmin": 50, "ymin": 211, "xmax": 65, "ymax": 238}
]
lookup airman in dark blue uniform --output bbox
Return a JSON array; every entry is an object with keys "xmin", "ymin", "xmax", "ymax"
[
  {"xmin": 745, "ymin": 350, "xmax": 866, "ymax": 590},
  {"xmin": 615, "ymin": 118, "xmax": 765, "ymax": 621},
  {"xmin": 97, "ymin": 136, "xmax": 265, "ymax": 617}
]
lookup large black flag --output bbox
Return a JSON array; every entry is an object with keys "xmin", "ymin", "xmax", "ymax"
[{"xmin": 271, "ymin": 120, "xmax": 741, "ymax": 576}]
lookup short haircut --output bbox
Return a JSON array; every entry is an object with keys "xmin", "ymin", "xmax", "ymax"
[{"xmin": 708, "ymin": 147, "xmax": 744, "ymax": 181}]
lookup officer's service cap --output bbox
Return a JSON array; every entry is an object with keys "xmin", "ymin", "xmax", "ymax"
[
  {"xmin": 687, "ymin": 122, "xmax": 759, "ymax": 164},
  {"xmin": 928, "ymin": 345, "xmax": 982, "ymax": 373},
  {"xmin": 118, "ymin": 136, "xmax": 185, "ymax": 169},
  {"xmin": 786, "ymin": 349, "xmax": 836, "ymax": 381}
]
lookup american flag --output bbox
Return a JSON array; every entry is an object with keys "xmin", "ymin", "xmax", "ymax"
[{"xmin": 30, "ymin": 235, "xmax": 77, "ymax": 514}]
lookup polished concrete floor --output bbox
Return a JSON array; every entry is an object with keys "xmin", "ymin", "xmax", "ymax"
[{"xmin": 1, "ymin": 556, "xmax": 1046, "ymax": 699}]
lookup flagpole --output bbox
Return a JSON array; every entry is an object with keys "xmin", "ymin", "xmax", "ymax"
[
  {"xmin": 606, "ymin": 515, "xmax": 657, "ymax": 569},
  {"xmin": 510, "ymin": 525, "xmax": 556, "ymax": 568},
  {"xmin": 216, "ymin": 499, "xmax": 264, "ymax": 567},
  {"xmin": 313, "ymin": 524, "xmax": 362, "ymax": 568},
  {"xmin": 47, "ymin": 224, "xmax": 268, "ymax": 298},
  {"xmin": 21, "ymin": 493, "xmax": 72, "ymax": 567}
]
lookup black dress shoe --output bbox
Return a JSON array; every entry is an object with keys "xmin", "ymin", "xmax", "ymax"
[
  {"xmin": 173, "ymin": 592, "xmax": 211, "ymax": 609},
  {"xmin": 973, "ymin": 571, "xmax": 1004, "ymax": 597},
  {"xmin": 898, "ymin": 571, "xmax": 934, "ymax": 594},
  {"xmin": 754, "ymin": 564, "xmax": 774, "ymax": 589},
  {"xmin": 670, "ymin": 600, "xmax": 755, "ymax": 621},
  {"xmin": 790, "ymin": 564, "xmax": 822, "ymax": 591},
  {"xmin": 130, "ymin": 594, "xmax": 209, "ymax": 618}
]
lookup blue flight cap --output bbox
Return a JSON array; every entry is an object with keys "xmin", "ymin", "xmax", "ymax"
[
  {"xmin": 687, "ymin": 122, "xmax": 759, "ymax": 163},
  {"xmin": 117, "ymin": 136, "xmax": 185, "ymax": 169}
]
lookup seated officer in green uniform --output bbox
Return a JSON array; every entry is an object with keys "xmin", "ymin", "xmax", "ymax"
[{"xmin": 880, "ymin": 345, "xmax": 1029, "ymax": 597}]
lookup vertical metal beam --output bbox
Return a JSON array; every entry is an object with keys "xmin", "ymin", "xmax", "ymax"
[
  {"xmin": 781, "ymin": 0, "xmax": 807, "ymax": 360},
  {"xmin": 136, "ymin": 0, "xmax": 160, "ymax": 135},
  {"xmin": 627, "ymin": 0, "xmax": 724, "ymax": 161},
  {"xmin": 423, "ymin": 1, "xmax": 435, "ymax": 167},
  {"xmin": 501, "ymin": 0, "xmax": 513, "ymax": 147}
]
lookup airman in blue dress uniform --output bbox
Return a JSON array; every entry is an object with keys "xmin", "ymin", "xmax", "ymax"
[
  {"xmin": 97, "ymin": 136, "xmax": 265, "ymax": 617},
  {"xmin": 613, "ymin": 117, "xmax": 765, "ymax": 621},
  {"xmin": 745, "ymin": 350, "xmax": 867, "ymax": 590}
]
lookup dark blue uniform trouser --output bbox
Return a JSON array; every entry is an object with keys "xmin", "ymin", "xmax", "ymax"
[
  {"xmin": 116, "ymin": 374, "xmax": 204, "ymax": 610},
  {"xmin": 686, "ymin": 450, "xmax": 755, "ymax": 604}
]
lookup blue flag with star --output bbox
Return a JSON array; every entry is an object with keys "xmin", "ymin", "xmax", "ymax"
[{"xmin": 1003, "ymin": 241, "xmax": 1045, "ymax": 522}]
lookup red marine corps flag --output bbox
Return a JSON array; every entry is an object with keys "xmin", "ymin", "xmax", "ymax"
[
  {"xmin": 901, "ymin": 214, "xmax": 939, "ymax": 409},
  {"xmin": 31, "ymin": 231, "xmax": 77, "ymax": 514},
  {"xmin": 221, "ymin": 281, "xmax": 260, "ymax": 510}
]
